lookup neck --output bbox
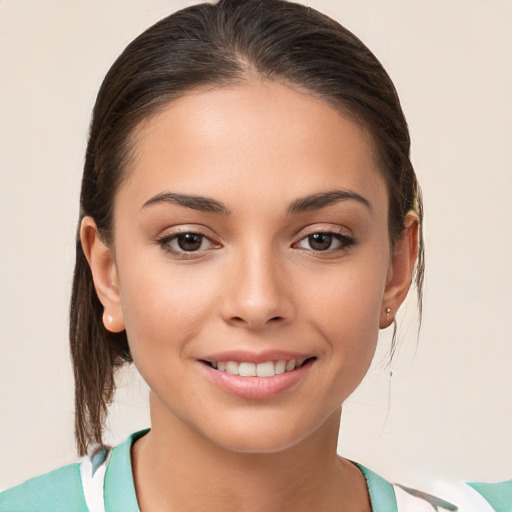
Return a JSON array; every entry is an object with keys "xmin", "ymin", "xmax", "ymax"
[{"xmin": 132, "ymin": 393, "xmax": 371, "ymax": 512}]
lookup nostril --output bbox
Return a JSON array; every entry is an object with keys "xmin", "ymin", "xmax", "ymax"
[
  {"xmin": 230, "ymin": 315, "xmax": 283, "ymax": 324},
  {"xmin": 230, "ymin": 315, "xmax": 285, "ymax": 329}
]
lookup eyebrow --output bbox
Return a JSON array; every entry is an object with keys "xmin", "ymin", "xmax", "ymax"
[
  {"xmin": 287, "ymin": 189, "xmax": 372, "ymax": 214},
  {"xmin": 141, "ymin": 192, "xmax": 231, "ymax": 214},
  {"xmin": 141, "ymin": 189, "xmax": 371, "ymax": 215}
]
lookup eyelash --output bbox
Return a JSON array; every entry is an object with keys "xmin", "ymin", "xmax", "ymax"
[
  {"xmin": 294, "ymin": 229, "xmax": 356, "ymax": 253},
  {"xmin": 156, "ymin": 230, "xmax": 220, "ymax": 258},
  {"xmin": 155, "ymin": 228, "xmax": 356, "ymax": 257}
]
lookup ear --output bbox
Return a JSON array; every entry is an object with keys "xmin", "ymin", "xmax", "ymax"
[
  {"xmin": 380, "ymin": 212, "xmax": 419, "ymax": 328},
  {"xmin": 80, "ymin": 216, "xmax": 125, "ymax": 333}
]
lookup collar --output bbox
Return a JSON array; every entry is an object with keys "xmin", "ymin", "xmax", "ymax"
[{"xmin": 103, "ymin": 429, "xmax": 396, "ymax": 512}]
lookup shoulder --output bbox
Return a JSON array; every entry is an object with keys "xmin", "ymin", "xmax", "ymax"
[
  {"xmin": 393, "ymin": 479, "xmax": 512, "ymax": 512},
  {"xmin": 0, "ymin": 429, "xmax": 147, "ymax": 512},
  {"xmin": 356, "ymin": 463, "xmax": 512, "ymax": 512},
  {"xmin": 0, "ymin": 462, "xmax": 88, "ymax": 512}
]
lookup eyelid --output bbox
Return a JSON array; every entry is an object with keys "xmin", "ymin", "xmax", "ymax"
[
  {"xmin": 155, "ymin": 224, "xmax": 219, "ymax": 240},
  {"xmin": 294, "ymin": 223, "xmax": 354, "ymax": 240},
  {"xmin": 154, "ymin": 225, "xmax": 222, "ymax": 256},
  {"xmin": 292, "ymin": 225, "xmax": 356, "ymax": 254}
]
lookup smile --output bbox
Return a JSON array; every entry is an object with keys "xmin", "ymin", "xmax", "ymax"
[
  {"xmin": 199, "ymin": 353, "xmax": 316, "ymax": 400},
  {"xmin": 202, "ymin": 358, "xmax": 314, "ymax": 377}
]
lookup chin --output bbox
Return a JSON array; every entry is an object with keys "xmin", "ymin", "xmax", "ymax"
[
  {"xmin": 200, "ymin": 408, "xmax": 338, "ymax": 455},
  {"xmin": 213, "ymin": 428, "xmax": 308, "ymax": 454}
]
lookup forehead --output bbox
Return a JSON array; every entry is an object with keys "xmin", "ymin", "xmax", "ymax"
[{"xmin": 119, "ymin": 80, "xmax": 387, "ymax": 215}]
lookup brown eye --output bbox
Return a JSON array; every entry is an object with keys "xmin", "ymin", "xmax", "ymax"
[
  {"xmin": 307, "ymin": 233, "xmax": 333, "ymax": 251},
  {"xmin": 176, "ymin": 233, "xmax": 203, "ymax": 251},
  {"xmin": 295, "ymin": 230, "xmax": 355, "ymax": 253},
  {"xmin": 157, "ymin": 230, "xmax": 221, "ymax": 257}
]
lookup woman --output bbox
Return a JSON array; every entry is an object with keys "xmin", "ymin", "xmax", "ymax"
[{"xmin": 1, "ymin": 0, "xmax": 509, "ymax": 510}]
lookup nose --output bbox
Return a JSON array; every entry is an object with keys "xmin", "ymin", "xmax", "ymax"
[{"xmin": 220, "ymin": 245, "xmax": 294, "ymax": 330}]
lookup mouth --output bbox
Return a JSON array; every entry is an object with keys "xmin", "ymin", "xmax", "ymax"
[
  {"xmin": 200, "ymin": 357, "xmax": 317, "ymax": 377},
  {"xmin": 198, "ymin": 350, "xmax": 317, "ymax": 399}
]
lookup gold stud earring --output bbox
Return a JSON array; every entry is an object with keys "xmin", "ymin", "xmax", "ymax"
[{"xmin": 385, "ymin": 307, "xmax": 391, "ymax": 321}]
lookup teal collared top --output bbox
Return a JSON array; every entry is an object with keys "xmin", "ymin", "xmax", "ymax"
[
  {"xmin": 0, "ymin": 430, "xmax": 144, "ymax": 512},
  {"xmin": 0, "ymin": 429, "xmax": 510, "ymax": 512}
]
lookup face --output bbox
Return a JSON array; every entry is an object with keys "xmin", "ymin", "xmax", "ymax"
[{"xmin": 85, "ymin": 80, "xmax": 413, "ymax": 453}]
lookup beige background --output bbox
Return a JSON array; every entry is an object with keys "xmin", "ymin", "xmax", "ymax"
[{"xmin": 1, "ymin": 0, "xmax": 511, "ymax": 491}]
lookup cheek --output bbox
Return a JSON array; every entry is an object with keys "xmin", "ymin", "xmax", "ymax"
[
  {"xmin": 300, "ymin": 252, "xmax": 389, "ymax": 386},
  {"xmin": 302, "ymin": 255, "xmax": 388, "ymax": 335},
  {"xmin": 117, "ymin": 257, "xmax": 221, "ymax": 361}
]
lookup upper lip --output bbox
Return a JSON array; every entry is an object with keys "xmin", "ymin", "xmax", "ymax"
[{"xmin": 200, "ymin": 349, "xmax": 316, "ymax": 364}]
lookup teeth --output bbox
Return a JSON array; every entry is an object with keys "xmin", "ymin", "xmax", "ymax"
[
  {"xmin": 226, "ymin": 361, "xmax": 239, "ymax": 375},
  {"xmin": 210, "ymin": 358, "xmax": 309, "ymax": 377},
  {"xmin": 256, "ymin": 361, "xmax": 275, "ymax": 377},
  {"xmin": 275, "ymin": 360, "xmax": 286, "ymax": 374},
  {"xmin": 285, "ymin": 360, "xmax": 296, "ymax": 372},
  {"xmin": 239, "ymin": 362, "xmax": 256, "ymax": 377}
]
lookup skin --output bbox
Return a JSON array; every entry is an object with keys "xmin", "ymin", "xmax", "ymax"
[{"xmin": 82, "ymin": 80, "xmax": 418, "ymax": 512}]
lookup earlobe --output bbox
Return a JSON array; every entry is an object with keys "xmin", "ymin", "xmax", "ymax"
[
  {"xmin": 380, "ymin": 212, "xmax": 419, "ymax": 329},
  {"xmin": 80, "ymin": 216, "xmax": 125, "ymax": 333}
]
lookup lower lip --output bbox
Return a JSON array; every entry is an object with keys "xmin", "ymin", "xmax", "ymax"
[{"xmin": 200, "ymin": 360, "xmax": 314, "ymax": 400}]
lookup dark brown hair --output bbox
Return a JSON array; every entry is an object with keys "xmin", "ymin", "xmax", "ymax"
[{"xmin": 70, "ymin": 0, "xmax": 424, "ymax": 455}]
